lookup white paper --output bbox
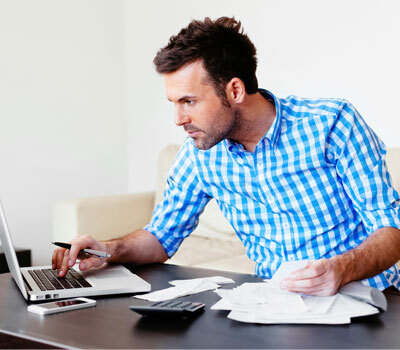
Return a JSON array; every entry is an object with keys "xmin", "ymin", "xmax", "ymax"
[
  {"xmin": 227, "ymin": 310, "xmax": 351, "ymax": 325},
  {"xmin": 169, "ymin": 276, "xmax": 234, "ymax": 286},
  {"xmin": 210, "ymin": 298, "xmax": 235, "ymax": 311},
  {"xmin": 268, "ymin": 260, "xmax": 308, "ymax": 286},
  {"xmin": 329, "ymin": 294, "xmax": 380, "ymax": 318},
  {"xmin": 340, "ymin": 281, "xmax": 387, "ymax": 311},
  {"xmin": 212, "ymin": 279, "xmax": 383, "ymax": 325},
  {"xmin": 302, "ymin": 294, "xmax": 337, "ymax": 314},
  {"xmin": 134, "ymin": 276, "xmax": 234, "ymax": 302},
  {"xmin": 251, "ymin": 283, "xmax": 307, "ymax": 314},
  {"xmin": 213, "ymin": 282, "xmax": 307, "ymax": 314},
  {"xmin": 225, "ymin": 293, "xmax": 376, "ymax": 325}
]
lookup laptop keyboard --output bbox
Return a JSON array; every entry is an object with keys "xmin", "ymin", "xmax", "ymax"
[{"xmin": 28, "ymin": 268, "xmax": 92, "ymax": 291}]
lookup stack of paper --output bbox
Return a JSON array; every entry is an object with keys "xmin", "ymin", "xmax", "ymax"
[
  {"xmin": 134, "ymin": 276, "xmax": 235, "ymax": 302},
  {"xmin": 211, "ymin": 261, "xmax": 387, "ymax": 325}
]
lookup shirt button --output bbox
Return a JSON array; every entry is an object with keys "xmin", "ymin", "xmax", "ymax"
[
  {"xmin": 288, "ymin": 256, "xmax": 295, "ymax": 262},
  {"xmin": 283, "ymin": 223, "xmax": 289, "ymax": 228},
  {"xmin": 267, "ymin": 196, "xmax": 273, "ymax": 201}
]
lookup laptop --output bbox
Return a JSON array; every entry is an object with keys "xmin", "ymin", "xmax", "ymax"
[{"xmin": 0, "ymin": 200, "xmax": 151, "ymax": 301}]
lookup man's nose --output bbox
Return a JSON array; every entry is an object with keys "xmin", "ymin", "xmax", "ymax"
[{"xmin": 174, "ymin": 106, "xmax": 191, "ymax": 126}]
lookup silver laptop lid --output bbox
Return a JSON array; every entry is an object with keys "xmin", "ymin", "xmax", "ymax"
[{"xmin": 0, "ymin": 200, "xmax": 28, "ymax": 299}]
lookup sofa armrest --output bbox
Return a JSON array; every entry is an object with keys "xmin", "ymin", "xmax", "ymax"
[{"xmin": 53, "ymin": 192, "xmax": 155, "ymax": 242}]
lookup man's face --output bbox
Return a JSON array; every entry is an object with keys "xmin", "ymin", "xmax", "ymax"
[{"xmin": 164, "ymin": 61, "xmax": 238, "ymax": 150}]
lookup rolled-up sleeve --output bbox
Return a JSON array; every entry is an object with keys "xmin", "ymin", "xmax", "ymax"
[
  {"xmin": 325, "ymin": 100, "xmax": 400, "ymax": 234},
  {"xmin": 144, "ymin": 141, "xmax": 211, "ymax": 257}
]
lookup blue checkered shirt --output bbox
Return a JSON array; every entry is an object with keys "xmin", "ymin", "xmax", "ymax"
[{"xmin": 145, "ymin": 89, "xmax": 400, "ymax": 290}]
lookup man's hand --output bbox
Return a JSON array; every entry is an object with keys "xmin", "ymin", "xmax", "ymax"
[
  {"xmin": 51, "ymin": 229, "xmax": 169, "ymax": 278},
  {"xmin": 51, "ymin": 234, "xmax": 110, "ymax": 277},
  {"xmin": 280, "ymin": 258, "xmax": 346, "ymax": 296}
]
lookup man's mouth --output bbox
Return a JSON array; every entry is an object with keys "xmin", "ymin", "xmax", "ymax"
[
  {"xmin": 187, "ymin": 130, "xmax": 200, "ymax": 137},
  {"xmin": 184, "ymin": 127, "xmax": 201, "ymax": 137}
]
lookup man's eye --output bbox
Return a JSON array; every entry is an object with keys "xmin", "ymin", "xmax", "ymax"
[{"xmin": 185, "ymin": 100, "xmax": 194, "ymax": 105}]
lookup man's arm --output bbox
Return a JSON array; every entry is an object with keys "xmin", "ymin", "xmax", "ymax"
[
  {"xmin": 282, "ymin": 101, "xmax": 400, "ymax": 296},
  {"xmin": 52, "ymin": 141, "xmax": 210, "ymax": 277},
  {"xmin": 282, "ymin": 226, "xmax": 400, "ymax": 295},
  {"xmin": 52, "ymin": 229, "xmax": 168, "ymax": 277}
]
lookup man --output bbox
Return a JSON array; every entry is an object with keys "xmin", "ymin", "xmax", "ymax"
[{"xmin": 53, "ymin": 17, "xmax": 400, "ymax": 296}]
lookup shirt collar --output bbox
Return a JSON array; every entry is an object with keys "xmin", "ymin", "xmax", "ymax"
[{"xmin": 258, "ymin": 89, "xmax": 282, "ymax": 148}]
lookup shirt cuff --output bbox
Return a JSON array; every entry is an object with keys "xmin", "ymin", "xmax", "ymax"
[
  {"xmin": 144, "ymin": 224, "xmax": 184, "ymax": 258},
  {"xmin": 369, "ymin": 208, "xmax": 400, "ymax": 233}
]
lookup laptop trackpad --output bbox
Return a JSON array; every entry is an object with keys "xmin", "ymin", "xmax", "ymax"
[
  {"xmin": 72, "ymin": 263, "xmax": 150, "ymax": 292},
  {"xmin": 89, "ymin": 270, "xmax": 128, "ymax": 279},
  {"xmin": 77, "ymin": 264, "xmax": 133, "ymax": 281}
]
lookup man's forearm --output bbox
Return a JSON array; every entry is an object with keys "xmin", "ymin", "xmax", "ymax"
[
  {"xmin": 334, "ymin": 226, "xmax": 400, "ymax": 286},
  {"xmin": 105, "ymin": 229, "xmax": 169, "ymax": 265}
]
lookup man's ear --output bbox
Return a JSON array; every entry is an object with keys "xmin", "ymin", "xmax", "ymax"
[{"xmin": 225, "ymin": 78, "xmax": 246, "ymax": 105}]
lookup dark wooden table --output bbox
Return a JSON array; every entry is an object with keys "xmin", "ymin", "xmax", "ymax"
[{"xmin": 0, "ymin": 263, "xmax": 400, "ymax": 349}]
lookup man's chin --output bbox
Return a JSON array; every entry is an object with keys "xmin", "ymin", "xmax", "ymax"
[
  {"xmin": 193, "ymin": 140, "xmax": 211, "ymax": 150},
  {"xmin": 192, "ymin": 137, "xmax": 220, "ymax": 150}
]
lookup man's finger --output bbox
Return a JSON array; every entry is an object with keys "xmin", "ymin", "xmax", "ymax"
[
  {"xmin": 51, "ymin": 249, "xmax": 59, "ymax": 269},
  {"xmin": 55, "ymin": 248, "xmax": 66, "ymax": 270},
  {"xmin": 51, "ymin": 234, "xmax": 107, "ymax": 275},
  {"xmin": 58, "ymin": 249, "xmax": 70, "ymax": 277},
  {"xmin": 79, "ymin": 256, "xmax": 106, "ymax": 271},
  {"xmin": 68, "ymin": 236, "xmax": 91, "ymax": 267},
  {"xmin": 289, "ymin": 260, "xmax": 327, "ymax": 280},
  {"xmin": 281, "ymin": 276, "xmax": 325, "ymax": 291}
]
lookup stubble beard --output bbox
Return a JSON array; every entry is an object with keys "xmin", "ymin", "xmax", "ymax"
[{"xmin": 193, "ymin": 106, "xmax": 240, "ymax": 150}]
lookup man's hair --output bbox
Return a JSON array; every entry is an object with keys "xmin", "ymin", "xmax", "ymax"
[{"xmin": 153, "ymin": 17, "xmax": 258, "ymax": 99}]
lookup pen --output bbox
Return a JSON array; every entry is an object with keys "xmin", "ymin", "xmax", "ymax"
[{"xmin": 52, "ymin": 242, "xmax": 111, "ymax": 258}]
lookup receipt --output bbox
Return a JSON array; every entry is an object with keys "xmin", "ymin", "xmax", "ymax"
[
  {"xmin": 134, "ymin": 276, "xmax": 235, "ymax": 302},
  {"xmin": 212, "ymin": 278, "xmax": 382, "ymax": 325},
  {"xmin": 169, "ymin": 276, "xmax": 234, "ymax": 286},
  {"xmin": 268, "ymin": 260, "xmax": 308, "ymax": 287},
  {"xmin": 213, "ymin": 282, "xmax": 307, "ymax": 314}
]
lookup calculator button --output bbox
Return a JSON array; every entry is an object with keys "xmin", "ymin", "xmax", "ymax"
[
  {"xmin": 160, "ymin": 301, "xmax": 173, "ymax": 307},
  {"xmin": 180, "ymin": 302, "xmax": 192, "ymax": 308},
  {"xmin": 169, "ymin": 301, "xmax": 182, "ymax": 308}
]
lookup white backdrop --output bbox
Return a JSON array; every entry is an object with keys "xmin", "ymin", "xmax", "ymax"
[
  {"xmin": 0, "ymin": 0, "xmax": 399, "ymax": 264},
  {"xmin": 0, "ymin": 1, "xmax": 127, "ymax": 264}
]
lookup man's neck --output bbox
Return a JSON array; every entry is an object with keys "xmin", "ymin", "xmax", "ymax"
[{"xmin": 229, "ymin": 92, "xmax": 276, "ymax": 153}]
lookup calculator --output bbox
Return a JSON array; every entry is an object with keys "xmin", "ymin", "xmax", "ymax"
[{"xmin": 129, "ymin": 300, "xmax": 205, "ymax": 318}]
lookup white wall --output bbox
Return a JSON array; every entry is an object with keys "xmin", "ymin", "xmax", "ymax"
[
  {"xmin": 0, "ymin": 1, "xmax": 127, "ymax": 264},
  {"xmin": 126, "ymin": 0, "xmax": 400, "ymax": 193}
]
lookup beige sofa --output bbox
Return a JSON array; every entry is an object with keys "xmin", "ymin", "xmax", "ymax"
[{"xmin": 53, "ymin": 146, "xmax": 400, "ymax": 274}]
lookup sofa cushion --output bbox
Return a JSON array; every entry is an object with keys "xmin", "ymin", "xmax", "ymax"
[
  {"xmin": 386, "ymin": 148, "xmax": 400, "ymax": 192},
  {"xmin": 166, "ymin": 235, "xmax": 255, "ymax": 274}
]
